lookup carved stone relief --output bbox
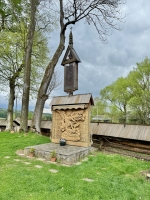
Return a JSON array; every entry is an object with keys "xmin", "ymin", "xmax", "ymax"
[{"xmin": 56, "ymin": 109, "xmax": 85, "ymax": 141}]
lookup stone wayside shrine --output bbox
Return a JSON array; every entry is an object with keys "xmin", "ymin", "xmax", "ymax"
[{"xmin": 24, "ymin": 30, "xmax": 96, "ymax": 165}]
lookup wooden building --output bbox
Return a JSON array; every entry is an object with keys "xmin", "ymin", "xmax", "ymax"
[{"xmin": 91, "ymin": 122, "xmax": 150, "ymax": 159}]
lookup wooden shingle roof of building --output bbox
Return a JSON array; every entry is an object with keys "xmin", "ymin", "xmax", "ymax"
[
  {"xmin": 50, "ymin": 93, "xmax": 94, "ymax": 107},
  {"xmin": 91, "ymin": 123, "xmax": 150, "ymax": 142},
  {"xmin": 0, "ymin": 119, "xmax": 18, "ymax": 128},
  {"xmin": 0, "ymin": 119, "xmax": 7, "ymax": 126},
  {"xmin": 13, "ymin": 118, "xmax": 52, "ymax": 129}
]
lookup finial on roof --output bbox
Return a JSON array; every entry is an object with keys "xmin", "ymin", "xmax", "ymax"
[{"xmin": 69, "ymin": 27, "xmax": 73, "ymax": 46}]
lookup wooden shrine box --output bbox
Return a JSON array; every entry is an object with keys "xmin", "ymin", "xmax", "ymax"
[
  {"xmin": 61, "ymin": 32, "xmax": 81, "ymax": 94},
  {"xmin": 50, "ymin": 94, "xmax": 94, "ymax": 147}
]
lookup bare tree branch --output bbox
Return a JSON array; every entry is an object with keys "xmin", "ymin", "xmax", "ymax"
[{"xmin": 63, "ymin": 0, "xmax": 125, "ymax": 41}]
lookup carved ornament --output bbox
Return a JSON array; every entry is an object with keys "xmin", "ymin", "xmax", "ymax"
[{"xmin": 56, "ymin": 110, "xmax": 85, "ymax": 141}]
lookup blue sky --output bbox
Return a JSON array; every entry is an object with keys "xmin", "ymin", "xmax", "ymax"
[{"xmin": 1, "ymin": 0, "xmax": 150, "ymax": 113}]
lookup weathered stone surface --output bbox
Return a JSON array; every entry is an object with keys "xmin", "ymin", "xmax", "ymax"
[
  {"xmin": 14, "ymin": 159, "xmax": 21, "ymax": 162},
  {"xmin": 4, "ymin": 156, "xmax": 10, "ymax": 159},
  {"xmin": 61, "ymin": 164, "xmax": 71, "ymax": 167},
  {"xmin": 82, "ymin": 178, "xmax": 94, "ymax": 182},
  {"xmin": 24, "ymin": 162, "xmax": 31, "ymax": 165},
  {"xmin": 147, "ymin": 174, "xmax": 150, "ymax": 179},
  {"xmin": 18, "ymin": 153, "xmax": 25, "ymax": 156},
  {"xmin": 49, "ymin": 169, "xmax": 58, "ymax": 173},
  {"xmin": 24, "ymin": 143, "xmax": 97, "ymax": 165},
  {"xmin": 35, "ymin": 165, "xmax": 43, "ymax": 168}
]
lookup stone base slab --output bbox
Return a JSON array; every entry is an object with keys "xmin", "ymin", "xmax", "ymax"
[{"xmin": 24, "ymin": 143, "xmax": 97, "ymax": 165}]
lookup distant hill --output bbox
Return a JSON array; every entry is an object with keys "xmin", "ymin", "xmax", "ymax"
[{"xmin": 0, "ymin": 108, "xmax": 52, "ymax": 120}]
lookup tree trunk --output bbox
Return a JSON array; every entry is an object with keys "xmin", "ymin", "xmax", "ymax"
[
  {"xmin": 6, "ymin": 81, "xmax": 15, "ymax": 131},
  {"xmin": 31, "ymin": 0, "xmax": 66, "ymax": 133},
  {"xmin": 31, "ymin": 94, "xmax": 48, "ymax": 133},
  {"xmin": 20, "ymin": 0, "xmax": 39, "ymax": 132},
  {"xmin": 31, "ymin": 39, "xmax": 65, "ymax": 133}
]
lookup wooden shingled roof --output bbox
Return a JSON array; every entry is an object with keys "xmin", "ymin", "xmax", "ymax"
[
  {"xmin": 0, "ymin": 119, "xmax": 7, "ymax": 126},
  {"xmin": 61, "ymin": 45, "xmax": 81, "ymax": 66},
  {"xmin": 91, "ymin": 123, "xmax": 150, "ymax": 142},
  {"xmin": 13, "ymin": 118, "xmax": 52, "ymax": 129},
  {"xmin": 61, "ymin": 30, "xmax": 81, "ymax": 66},
  {"xmin": 0, "ymin": 119, "xmax": 18, "ymax": 129},
  {"xmin": 50, "ymin": 93, "xmax": 94, "ymax": 107}
]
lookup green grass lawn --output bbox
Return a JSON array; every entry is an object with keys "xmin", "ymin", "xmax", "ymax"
[{"xmin": 0, "ymin": 132, "xmax": 150, "ymax": 200}]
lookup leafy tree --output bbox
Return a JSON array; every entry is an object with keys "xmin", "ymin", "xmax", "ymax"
[
  {"xmin": 0, "ymin": 29, "xmax": 24, "ymax": 130},
  {"xmin": 20, "ymin": 0, "xmax": 39, "ymax": 132},
  {"xmin": 0, "ymin": 0, "xmax": 29, "ymax": 130},
  {"xmin": 91, "ymin": 97, "xmax": 108, "ymax": 121},
  {"xmin": 99, "ymin": 57, "xmax": 150, "ymax": 125},
  {"xmin": 31, "ymin": 0, "xmax": 125, "ymax": 133},
  {"xmin": 0, "ymin": 16, "xmax": 50, "ymax": 131},
  {"xmin": 100, "ymin": 77, "xmax": 132, "ymax": 123},
  {"xmin": 20, "ymin": 0, "xmax": 58, "ymax": 132},
  {"xmin": 127, "ymin": 58, "xmax": 150, "ymax": 124}
]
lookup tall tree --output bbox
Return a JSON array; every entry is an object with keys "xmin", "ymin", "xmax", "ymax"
[
  {"xmin": 99, "ymin": 57, "xmax": 150, "ymax": 124},
  {"xmin": 0, "ymin": 0, "xmax": 29, "ymax": 130},
  {"xmin": 0, "ymin": 29, "xmax": 24, "ymax": 130},
  {"xmin": 20, "ymin": 0, "xmax": 39, "ymax": 132},
  {"xmin": 19, "ymin": 0, "xmax": 58, "ymax": 132},
  {"xmin": 0, "ymin": 24, "xmax": 50, "ymax": 131},
  {"xmin": 0, "ymin": 0, "xmax": 54, "ymax": 131},
  {"xmin": 31, "ymin": 0, "xmax": 125, "ymax": 133},
  {"xmin": 91, "ymin": 97, "xmax": 108, "ymax": 121},
  {"xmin": 100, "ymin": 77, "xmax": 131, "ymax": 123},
  {"xmin": 127, "ymin": 58, "xmax": 150, "ymax": 124}
]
